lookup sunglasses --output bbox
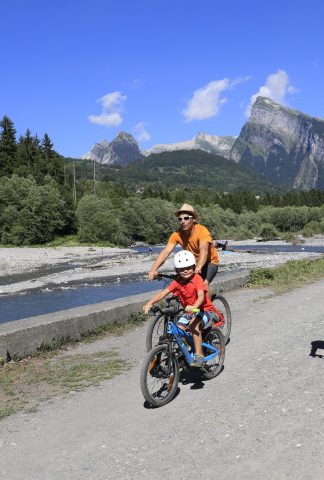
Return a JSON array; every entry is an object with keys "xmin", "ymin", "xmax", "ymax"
[{"xmin": 177, "ymin": 215, "xmax": 193, "ymax": 222}]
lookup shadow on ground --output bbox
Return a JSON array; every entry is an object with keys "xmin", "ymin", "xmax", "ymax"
[{"xmin": 309, "ymin": 340, "xmax": 324, "ymax": 358}]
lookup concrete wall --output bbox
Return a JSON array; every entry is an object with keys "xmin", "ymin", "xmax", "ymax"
[{"xmin": 0, "ymin": 271, "xmax": 250, "ymax": 360}]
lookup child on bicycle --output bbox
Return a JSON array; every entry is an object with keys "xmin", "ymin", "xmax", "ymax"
[{"xmin": 143, "ymin": 250, "xmax": 214, "ymax": 367}]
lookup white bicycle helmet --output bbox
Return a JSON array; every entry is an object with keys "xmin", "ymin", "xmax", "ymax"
[{"xmin": 173, "ymin": 250, "xmax": 196, "ymax": 269}]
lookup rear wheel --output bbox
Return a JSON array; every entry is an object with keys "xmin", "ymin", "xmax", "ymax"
[
  {"xmin": 140, "ymin": 344, "xmax": 179, "ymax": 407},
  {"xmin": 202, "ymin": 327, "xmax": 225, "ymax": 380},
  {"xmin": 211, "ymin": 294, "xmax": 232, "ymax": 344},
  {"xmin": 146, "ymin": 313, "xmax": 168, "ymax": 351}
]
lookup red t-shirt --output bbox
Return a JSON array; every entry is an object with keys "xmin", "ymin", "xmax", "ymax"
[{"xmin": 167, "ymin": 273, "xmax": 213, "ymax": 312}]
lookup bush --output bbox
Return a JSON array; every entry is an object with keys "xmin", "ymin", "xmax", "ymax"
[
  {"xmin": 248, "ymin": 268, "xmax": 275, "ymax": 287},
  {"xmin": 258, "ymin": 223, "xmax": 278, "ymax": 241},
  {"xmin": 0, "ymin": 175, "xmax": 66, "ymax": 245},
  {"xmin": 227, "ymin": 225, "xmax": 253, "ymax": 240},
  {"xmin": 76, "ymin": 194, "xmax": 128, "ymax": 245},
  {"xmin": 303, "ymin": 220, "xmax": 324, "ymax": 235},
  {"xmin": 302, "ymin": 226, "xmax": 314, "ymax": 237},
  {"xmin": 280, "ymin": 232, "xmax": 298, "ymax": 243}
]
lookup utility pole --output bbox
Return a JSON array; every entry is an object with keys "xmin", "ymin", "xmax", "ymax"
[
  {"xmin": 72, "ymin": 160, "xmax": 76, "ymax": 204},
  {"xmin": 93, "ymin": 158, "xmax": 96, "ymax": 195},
  {"xmin": 186, "ymin": 167, "xmax": 191, "ymax": 187},
  {"xmin": 63, "ymin": 161, "xmax": 66, "ymax": 188}
]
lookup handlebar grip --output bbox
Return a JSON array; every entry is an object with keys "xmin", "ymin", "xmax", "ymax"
[{"xmin": 191, "ymin": 308, "xmax": 200, "ymax": 313}]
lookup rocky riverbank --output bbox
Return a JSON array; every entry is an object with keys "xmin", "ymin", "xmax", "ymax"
[{"xmin": 0, "ymin": 236, "xmax": 324, "ymax": 296}]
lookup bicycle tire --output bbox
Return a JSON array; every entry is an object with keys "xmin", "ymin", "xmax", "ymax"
[
  {"xmin": 145, "ymin": 313, "xmax": 168, "ymax": 351},
  {"xmin": 140, "ymin": 344, "xmax": 180, "ymax": 407},
  {"xmin": 211, "ymin": 294, "xmax": 232, "ymax": 345},
  {"xmin": 202, "ymin": 327, "xmax": 225, "ymax": 380}
]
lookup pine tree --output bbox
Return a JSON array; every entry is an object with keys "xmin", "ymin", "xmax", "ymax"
[
  {"xmin": 0, "ymin": 115, "xmax": 17, "ymax": 176},
  {"xmin": 41, "ymin": 133, "xmax": 54, "ymax": 159},
  {"xmin": 15, "ymin": 129, "xmax": 40, "ymax": 176},
  {"xmin": 40, "ymin": 133, "xmax": 64, "ymax": 184}
]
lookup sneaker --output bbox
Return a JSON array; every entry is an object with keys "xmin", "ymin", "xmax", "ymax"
[{"xmin": 190, "ymin": 354, "xmax": 205, "ymax": 368}]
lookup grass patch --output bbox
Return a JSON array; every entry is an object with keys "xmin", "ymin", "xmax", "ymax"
[
  {"xmin": 7, "ymin": 312, "xmax": 147, "ymax": 361},
  {"xmin": 0, "ymin": 234, "xmax": 119, "ymax": 248},
  {"xmin": 80, "ymin": 312, "xmax": 147, "ymax": 343},
  {"xmin": 30, "ymin": 312, "xmax": 147, "ymax": 357},
  {"xmin": 0, "ymin": 350, "xmax": 127, "ymax": 421},
  {"xmin": 0, "ymin": 312, "xmax": 147, "ymax": 420},
  {"xmin": 247, "ymin": 258, "xmax": 324, "ymax": 293},
  {"xmin": 43, "ymin": 235, "xmax": 117, "ymax": 248}
]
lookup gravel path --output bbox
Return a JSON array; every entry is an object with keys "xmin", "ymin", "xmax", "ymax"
[{"xmin": 0, "ymin": 281, "xmax": 323, "ymax": 479}]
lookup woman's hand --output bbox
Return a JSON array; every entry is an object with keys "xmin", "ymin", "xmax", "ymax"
[
  {"xmin": 143, "ymin": 303, "xmax": 153, "ymax": 314},
  {"xmin": 148, "ymin": 270, "xmax": 158, "ymax": 281}
]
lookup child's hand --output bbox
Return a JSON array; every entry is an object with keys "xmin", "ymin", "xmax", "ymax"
[
  {"xmin": 185, "ymin": 305, "xmax": 194, "ymax": 312},
  {"xmin": 143, "ymin": 304, "xmax": 152, "ymax": 314}
]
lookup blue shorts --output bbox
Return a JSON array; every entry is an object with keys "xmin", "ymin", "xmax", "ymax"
[{"xmin": 177, "ymin": 311, "xmax": 213, "ymax": 329}]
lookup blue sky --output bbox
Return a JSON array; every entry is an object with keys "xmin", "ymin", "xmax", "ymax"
[{"xmin": 1, "ymin": 0, "xmax": 324, "ymax": 157}]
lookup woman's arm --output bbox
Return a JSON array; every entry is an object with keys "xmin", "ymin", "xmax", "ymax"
[
  {"xmin": 148, "ymin": 241, "xmax": 177, "ymax": 280},
  {"xmin": 195, "ymin": 241, "xmax": 209, "ymax": 274}
]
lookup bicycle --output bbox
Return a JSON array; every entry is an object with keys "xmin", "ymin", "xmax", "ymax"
[
  {"xmin": 145, "ymin": 273, "xmax": 232, "ymax": 351},
  {"xmin": 140, "ymin": 305, "xmax": 225, "ymax": 407}
]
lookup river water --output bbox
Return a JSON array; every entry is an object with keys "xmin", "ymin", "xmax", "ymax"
[{"xmin": 1, "ymin": 243, "xmax": 324, "ymax": 325}]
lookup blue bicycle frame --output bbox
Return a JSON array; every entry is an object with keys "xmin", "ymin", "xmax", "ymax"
[{"xmin": 166, "ymin": 320, "xmax": 219, "ymax": 366}]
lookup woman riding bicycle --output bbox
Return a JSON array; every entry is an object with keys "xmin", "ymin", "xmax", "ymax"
[{"xmin": 148, "ymin": 204, "xmax": 219, "ymax": 296}]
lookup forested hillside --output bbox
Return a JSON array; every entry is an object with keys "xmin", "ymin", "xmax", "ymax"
[
  {"xmin": 1, "ymin": 115, "xmax": 324, "ymax": 247},
  {"xmin": 99, "ymin": 150, "xmax": 276, "ymax": 193}
]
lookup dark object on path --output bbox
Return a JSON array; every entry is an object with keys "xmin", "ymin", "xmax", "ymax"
[
  {"xmin": 309, "ymin": 340, "xmax": 324, "ymax": 358},
  {"xmin": 214, "ymin": 240, "xmax": 258, "ymax": 254},
  {"xmin": 215, "ymin": 240, "xmax": 228, "ymax": 250}
]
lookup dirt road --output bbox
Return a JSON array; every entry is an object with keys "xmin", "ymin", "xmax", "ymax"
[{"xmin": 1, "ymin": 281, "xmax": 323, "ymax": 480}]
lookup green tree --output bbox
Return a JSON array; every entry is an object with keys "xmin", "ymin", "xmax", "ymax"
[
  {"xmin": 40, "ymin": 133, "xmax": 64, "ymax": 184},
  {"xmin": 259, "ymin": 223, "xmax": 278, "ymax": 240},
  {"xmin": 0, "ymin": 115, "xmax": 17, "ymax": 176},
  {"xmin": 0, "ymin": 175, "xmax": 66, "ymax": 245},
  {"xmin": 15, "ymin": 129, "xmax": 41, "ymax": 177},
  {"xmin": 76, "ymin": 194, "xmax": 128, "ymax": 245}
]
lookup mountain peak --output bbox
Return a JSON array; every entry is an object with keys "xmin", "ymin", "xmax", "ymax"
[
  {"xmin": 82, "ymin": 132, "xmax": 142, "ymax": 165},
  {"xmin": 116, "ymin": 131, "xmax": 134, "ymax": 140},
  {"xmin": 144, "ymin": 133, "xmax": 236, "ymax": 158},
  {"xmin": 230, "ymin": 97, "xmax": 324, "ymax": 189}
]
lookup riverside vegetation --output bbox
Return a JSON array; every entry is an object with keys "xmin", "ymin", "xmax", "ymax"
[{"xmin": 1, "ymin": 115, "xmax": 324, "ymax": 247}]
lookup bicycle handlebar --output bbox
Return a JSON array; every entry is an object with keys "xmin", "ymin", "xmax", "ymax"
[
  {"xmin": 150, "ymin": 305, "xmax": 179, "ymax": 315},
  {"xmin": 156, "ymin": 273, "xmax": 177, "ymax": 280},
  {"xmin": 150, "ymin": 305, "xmax": 199, "ymax": 315}
]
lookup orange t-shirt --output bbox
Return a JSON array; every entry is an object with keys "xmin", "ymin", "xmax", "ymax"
[
  {"xmin": 169, "ymin": 224, "xmax": 219, "ymax": 265},
  {"xmin": 167, "ymin": 273, "xmax": 214, "ymax": 312}
]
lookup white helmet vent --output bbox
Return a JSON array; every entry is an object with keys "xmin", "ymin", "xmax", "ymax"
[{"xmin": 173, "ymin": 250, "xmax": 196, "ymax": 269}]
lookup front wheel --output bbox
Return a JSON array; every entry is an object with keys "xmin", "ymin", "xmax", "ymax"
[
  {"xmin": 146, "ymin": 313, "xmax": 168, "ymax": 351},
  {"xmin": 202, "ymin": 327, "xmax": 225, "ymax": 380},
  {"xmin": 140, "ymin": 344, "xmax": 180, "ymax": 407},
  {"xmin": 211, "ymin": 294, "xmax": 232, "ymax": 345}
]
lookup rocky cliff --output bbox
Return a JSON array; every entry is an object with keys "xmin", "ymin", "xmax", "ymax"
[
  {"xmin": 82, "ymin": 132, "xmax": 143, "ymax": 165},
  {"xmin": 230, "ymin": 97, "xmax": 324, "ymax": 189},
  {"xmin": 144, "ymin": 132, "xmax": 236, "ymax": 159}
]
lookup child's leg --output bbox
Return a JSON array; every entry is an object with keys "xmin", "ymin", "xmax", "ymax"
[{"xmin": 189, "ymin": 316, "xmax": 203, "ymax": 356}]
